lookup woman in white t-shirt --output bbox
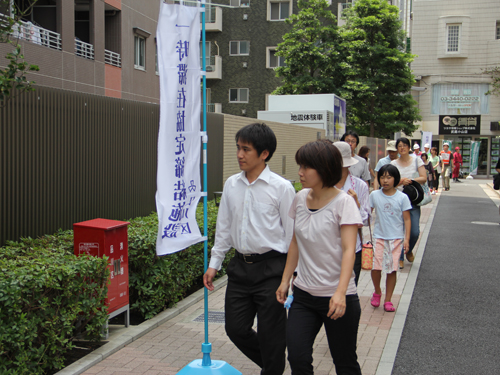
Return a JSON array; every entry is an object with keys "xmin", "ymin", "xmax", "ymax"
[
  {"xmin": 276, "ymin": 140, "xmax": 363, "ymax": 375},
  {"xmin": 390, "ymin": 137, "xmax": 427, "ymax": 269}
]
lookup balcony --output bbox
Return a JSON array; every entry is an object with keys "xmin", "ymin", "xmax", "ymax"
[
  {"xmin": 3, "ymin": 14, "xmax": 62, "ymax": 51},
  {"xmin": 75, "ymin": 38, "xmax": 94, "ymax": 60},
  {"xmin": 200, "ymin": 6, "xmax": 222, "ymax": 32},
  {"xmin": 105, "ymin": 49, "xmax": 121, "ymax": 67},
  {"xmin": 201, "ymin": 55, "xmax": 222, "ymax": 80}
]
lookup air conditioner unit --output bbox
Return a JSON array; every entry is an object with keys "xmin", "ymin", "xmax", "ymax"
[{"xmin": 206, "ymin": 65, "xmax": 214, "ymax": 72}]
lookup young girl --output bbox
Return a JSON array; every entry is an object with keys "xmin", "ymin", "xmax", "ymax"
[{"xmin": 369, "ymin": 164, "xmax": 412, "ymax": 312}]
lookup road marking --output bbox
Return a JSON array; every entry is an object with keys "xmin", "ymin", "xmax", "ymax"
[{"xmin": 471, "ymin": 221, "xmax": 499, "ymax": 226}]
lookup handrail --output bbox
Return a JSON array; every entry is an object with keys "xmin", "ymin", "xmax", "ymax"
[
  {"xmin": 105, "ymin": 49, "xmax": 122, "ymax": 67},
  {"xmin": 75, "ymin": 38, "xmax": 94, "ymax": 60},
  {"xmin": 1, "ymin": 14, "xmax": 62, "ymax": 51}
]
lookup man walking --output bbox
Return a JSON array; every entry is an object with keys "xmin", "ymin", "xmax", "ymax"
[
  {"xmin": 203, "ymin": 123, "xmax": 295, "ymax": 375},
  {"xmin": 453, "ymin": 146, "xmax": 463, "ymax": 182},
  {"xmin": 440, "ymin": 142, "xmax": 454, "ymax": 191},
  {"xmin": 341, "ymin": 130, "xmax": 371, "ymax": 187},
  {"xmin": 373, "ymin": 140, "xmax": 398, "ymax": 190}
]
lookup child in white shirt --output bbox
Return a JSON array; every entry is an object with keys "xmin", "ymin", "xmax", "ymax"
[{"xmin": 369, "ymin": 164, "xmax": 411, "ymax": 312}]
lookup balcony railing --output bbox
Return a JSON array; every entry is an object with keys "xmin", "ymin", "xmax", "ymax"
[
  {"xmin": 2, "ymin": 14, "xmax": 62, "ymax": 51},
  {"xmin": 105, "ymin": 49, "xmax": 121, "ymax": 67},
  {"xmin": 75, "ymin": 38, "xmax": 94, "ymax": 60}
]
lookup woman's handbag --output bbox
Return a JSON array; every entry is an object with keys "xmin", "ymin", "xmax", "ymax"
[
  {"xmin": 414, "ymin": 158, "xmax": 432, "ymax": 206},
  {"xmin": 361, "ymin": 217, "xmax": 374, "ymax": 270}
]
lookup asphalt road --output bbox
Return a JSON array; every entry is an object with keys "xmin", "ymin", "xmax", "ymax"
[{"xmin": 392, "ymin": 180, "xmax": 500, "ymax": 375}]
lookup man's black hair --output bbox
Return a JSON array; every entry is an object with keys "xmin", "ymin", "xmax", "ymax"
[
  {"xmin": 340, "ymin": 130, "xmax": 359, "ymax": 146},
  {"xmin": 235, "ymin": 123, "xmax": 276, "ymax": 162},
  {"xmin": 377, "ymin": 164, "xmax": 401, "ymax": 188}
]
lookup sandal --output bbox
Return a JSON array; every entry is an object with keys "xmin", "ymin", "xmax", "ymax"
[
  {"xmin": 371, "ymin": 293, "xmax": 381, "ymax": 307},
  {"xmin": 384, "ymin": 302, "xmax": 395, "ymax": 312}
]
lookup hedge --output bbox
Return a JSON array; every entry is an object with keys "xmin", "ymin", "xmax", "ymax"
[
  {"xmin": 0, "ymin": 199, "xmax": 229, "ymax": 373},
  {"xmin": 0, "ymin": 239, "xmax": 109, "ymax": 374}
]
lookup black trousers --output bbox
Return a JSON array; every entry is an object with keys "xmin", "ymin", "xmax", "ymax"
[
  {"xmin": 224, "ymin": 253, "xmax": 287, "ymax": 375},
  {"xmin": 287, "ymin": 288, "xmax": 362, "ymax": 375}
]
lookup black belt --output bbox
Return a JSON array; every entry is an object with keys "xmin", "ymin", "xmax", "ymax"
[{"xmin": 235, "ymin": 250, "xmax": 285, "ymax": 264}]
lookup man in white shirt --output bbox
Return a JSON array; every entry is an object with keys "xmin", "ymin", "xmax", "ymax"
[
  {"xmin": 203, "ymin": 123, "xmax": 295, "ymax": 375},
  {"xmin": 340, "ymin": 131, "xmax": 370, "ymax": 187},
  {"xmin": 373, "ymin": 140, "xmax": 398, "ymax": 190}
]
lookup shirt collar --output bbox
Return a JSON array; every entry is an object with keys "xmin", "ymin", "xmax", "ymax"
[{"xmin": 237, "ymin": 165, "xmax": 271, "ymax": 185}]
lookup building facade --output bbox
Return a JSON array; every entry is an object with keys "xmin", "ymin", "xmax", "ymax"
[
  {"xmin": 410, "ymin": 0, "xmax": 500, "ymax": 178},
  {"xmin": 0, "ymin": 0, "xmax": 161, "ymax": 103},
  {"xmin": 204, "ymin": 0, "xmax": 343, "ymax": 118}
]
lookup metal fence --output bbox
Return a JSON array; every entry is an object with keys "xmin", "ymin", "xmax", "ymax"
[{"xmin": 0, "ymin": 86, "xmax": 160, "ymax": 245}]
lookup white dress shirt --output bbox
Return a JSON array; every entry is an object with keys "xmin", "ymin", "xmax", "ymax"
[
  {"xmin": 209, "ymin": 165, "xmax": 296, "ymax": 270},
  {"xmin": 339, "ymin": 173, "xmax": 371, "ymax": 253}
]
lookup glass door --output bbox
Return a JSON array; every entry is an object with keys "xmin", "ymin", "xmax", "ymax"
[{"xmin": 475, "ymin": 137, "xmax": 489, "ymax": 176}]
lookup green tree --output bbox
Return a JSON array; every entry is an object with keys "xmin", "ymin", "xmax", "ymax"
[
  {"xmin": 339, "ymin": 0, "xmax": 420, "ymax": 138},
  {"xmin": 0, "ymin": 0, "xmax": 39, "ymax": 104},
  {"xmin": 272, "ymin": 0, "xmax": 342, "ymax": 95}
]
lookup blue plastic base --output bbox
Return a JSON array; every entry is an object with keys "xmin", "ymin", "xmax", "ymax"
[{"xmin": 177, "ymin": 359, "xmax": 242, "ymax": 375}]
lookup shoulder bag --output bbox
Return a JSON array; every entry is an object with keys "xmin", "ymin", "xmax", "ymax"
[{"xmin": 414, "ymin": 157, "xmax": 432, "ymax": 206}]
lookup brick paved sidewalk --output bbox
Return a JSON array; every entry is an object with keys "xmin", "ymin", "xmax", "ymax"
[{"xmin": 80, "ymin": 198, "xmax": 437, "ymax": 375}]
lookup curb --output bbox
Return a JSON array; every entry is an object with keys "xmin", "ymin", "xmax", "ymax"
[
  {"xmin": 375, "ymin": 193, "xmax": 441, "ymax": 375},
  {"xmin": 55, "ymin": 275, "xmax": 229, "ymax": 375}
]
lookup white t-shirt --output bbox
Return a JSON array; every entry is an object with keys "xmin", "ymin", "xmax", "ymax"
[
  {"xmin": 369, "ymin": 190, "xmax": 412, "ymax": 240},
  {"xmin": 349, "ymin": 155, "xmax": 371, "ymax": 181},
  {"xmin": 391, "ymin": 156, "xmax": 424, "ymax": 191},
  {"xmin": 289, "ymin": 189, "xmax": 362, "ymax": 297}
]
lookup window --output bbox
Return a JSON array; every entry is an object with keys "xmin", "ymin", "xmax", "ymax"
[
  {"xmin": 229, "ymin": 41, "xmax": 250, "ymax": 56},
  {"xmin": 497, "ymin": 22, "xmax": 500, "ymax": 40},
  {"xmin": 269, "ymin": 1, "xmax": 290, "ymax": 21},
  {"xmin": 230, "ymin": 0, "xmax": 250, "ymax": 7},
  {"xmin": 267, "ymin": 47, "xmax": 286, "ymax": 68},
  {"xmin": 134, "ymin": 35, "xmax": 146, "ymax": 70},
  {"xmin": 446, "ymin": 24, "xmax": 460, "ymax": 53},
  {"xmin": 229, "ymin": 88, "xmax": 249, "ymax": 103}
]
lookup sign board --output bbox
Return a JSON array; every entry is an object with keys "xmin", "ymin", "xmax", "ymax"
[{"xmin": 438, "ymin": 115, "xmax": 481, "ymax": 135}]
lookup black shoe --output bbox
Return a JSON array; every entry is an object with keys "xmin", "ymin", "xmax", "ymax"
[{"xmin": 456, "ymin": 179, "xmax": 462, "ymax": 183}]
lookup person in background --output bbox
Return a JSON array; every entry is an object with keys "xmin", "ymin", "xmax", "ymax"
[
  {"xmin": 358, "ymin": 145, "xmax": 376, "ymax": 188},
  {"xmin": 341, "ymin": 130, "xmax": 371, "ymax": 187},
  {"xmin": 391, "ymin": 137, "xmax": 427, "ymax": 269},
  {"xmin": 452, "ymin": 146, "xmax": 463, "ymax": 183},
  {"xmin": 276, "ymin": 140, "xmax": 362, "ymax": 375},
  {"xmin": 424, "ymin": 143, "xmax": 431, "ymax": 157},
  {"xmin": 374, "ymin": 141, "xmax": 398, "ymax": 190},
  {"xmin": 335, "ymin": 141, "xmax": 371, "ymax": 286},
  {"xmin": 413, "ymin": 144, "xmax": 422, "ymax": 157},
  {"xmin": 421, "ymin": 153, "xmax": 435, "ymax": 193},
  {"xmin": 203, "ymin": 123, "xmax": 296, "ymax": 375},
  {"xmin": 440, "ymin": 143, "xmax": 454, "ymax": 191},
  {"xmin": 430, "ymin": 147, "xmax": 441, "ymax": 195}
]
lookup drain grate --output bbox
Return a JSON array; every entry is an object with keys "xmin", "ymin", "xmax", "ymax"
[{"xmin": 193, "ymin": 311, "xmax": 225, "ymax": 324}]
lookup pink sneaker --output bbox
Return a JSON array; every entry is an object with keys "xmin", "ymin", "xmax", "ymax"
[
  {"xmin": 371, "ymin": 293, "xmax": 381, "ymax": 307},
  {"xmin": 384, "ymin": 302, "xmax": 396, "ymax": 312}
]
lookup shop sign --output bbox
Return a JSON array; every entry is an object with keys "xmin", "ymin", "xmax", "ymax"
[{"xmin": 439, "ymin": 115, "xmax": 481, "ymax": 135}]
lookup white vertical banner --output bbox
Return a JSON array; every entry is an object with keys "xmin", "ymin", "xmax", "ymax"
[
  {"xmin": 421, "ymin": 131, "xmax": 432, "ymax": 148},
  {"xmin": 155, "ymin": 2, "xmax": 203, "ymax": 255},
  {"xmin": 469, "ymin": 141, "xmax": 481, "ymax": 176}
]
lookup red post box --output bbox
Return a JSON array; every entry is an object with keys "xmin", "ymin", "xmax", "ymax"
[{"xmin": 73, "ymin": 218, "xmax": 130, "ymax": 337}]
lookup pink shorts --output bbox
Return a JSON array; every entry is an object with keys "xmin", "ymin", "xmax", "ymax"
[{"xmin": 373, "ymin": 238, "xmax": 403, "ymax": 273}]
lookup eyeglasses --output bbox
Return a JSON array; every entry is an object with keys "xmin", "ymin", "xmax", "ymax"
[{"xmin": 345, "ymin": 139, "xmax": 357, "ymax": 145}]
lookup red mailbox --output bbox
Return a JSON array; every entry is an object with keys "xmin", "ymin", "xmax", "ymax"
[{"xmin": 73, "ymin": 218, "xmax": 130, "ymax": 333}]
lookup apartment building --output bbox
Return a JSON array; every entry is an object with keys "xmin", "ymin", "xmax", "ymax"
[
  {"xmin": 203, "ymin": 0, "xmax": 343, "ymax": 118},
  {"xmin": 410, "ymin": 0, "xmax": 500, "ymax": 178},
  {"xmin": 0, "ymin": 0, "xmax": 161, "ymax": 103}
]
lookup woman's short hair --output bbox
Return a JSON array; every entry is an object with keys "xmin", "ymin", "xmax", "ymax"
[
  {"xmin": 421, "ymin": 153, "xmax": 428, "ymax": 161},
  {"xmin": 358, "ymin": 146, "xmax": 370, "ymax": 161},
  {"xmin": 377, "ymin": 164, "xmax": 401, "ymax": 187},
  {"xmin": 396, "ymin": 137, "xmax": 411, "ymax": 149},
  {"xmin": 295, "ymin": 140, "xmax": 343, "ymax": 188},
  {"xmin": 431, "ymin": 147, "xmax": 438, "ymax": 155}
]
